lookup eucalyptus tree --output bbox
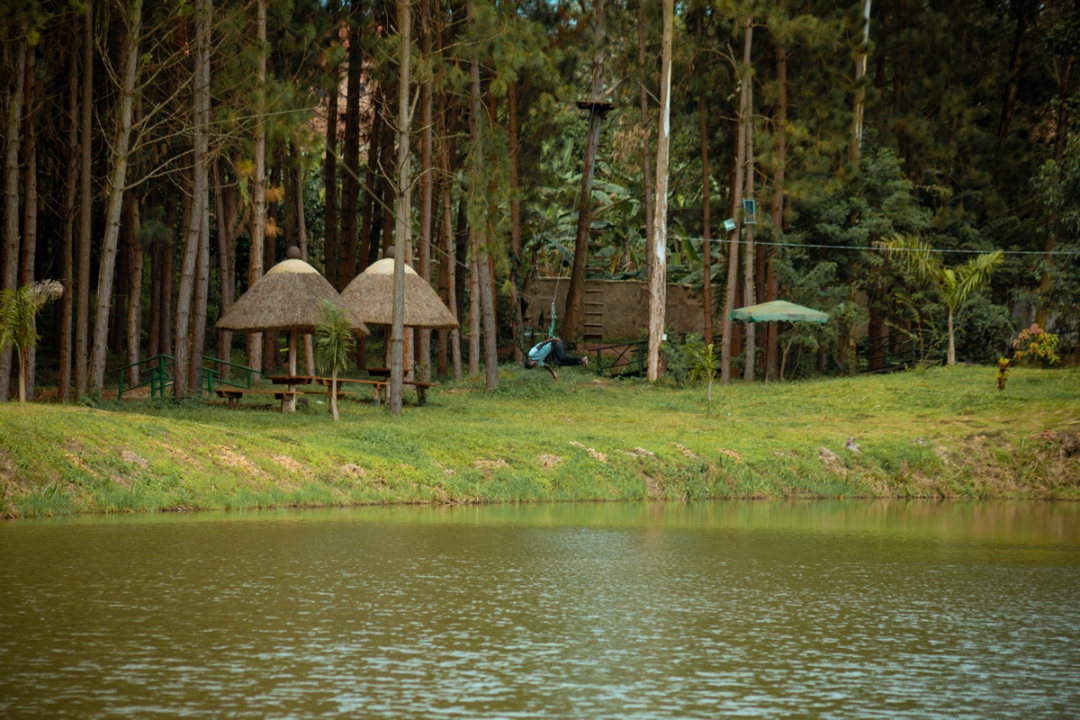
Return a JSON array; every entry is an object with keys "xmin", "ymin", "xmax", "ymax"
[
  {"xmin": 87, "ymin": 0, "xmax": 144, "ymax": 395},
  {"xmin": 174, "ymin": 0, "xmax": 213, "ymax": 397},
  {"xmin": 646, "ymin": 0, "xmax": 672, "ymax": 382},
  {"xmin": 389, "ymin": 0, "xmax": 412, "ymax": 414}
]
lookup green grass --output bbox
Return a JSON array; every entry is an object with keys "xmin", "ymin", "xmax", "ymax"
[{"xmin": 2, "ymin": 364, "xmax": 1079, "ymax": 517}]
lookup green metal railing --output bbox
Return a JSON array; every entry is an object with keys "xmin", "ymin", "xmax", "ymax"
[
  {"xmin": 108, "ymin": 355, "xmax": 255, "ymax": 400},
  {"xmin": 592, "ymin": 340, "xmax": 648, "ymax": 378},
  {"xmin": 202, "ymin": 356, "xmax": 255, "ymax": 390}
]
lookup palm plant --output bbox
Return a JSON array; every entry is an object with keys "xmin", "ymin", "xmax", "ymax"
[
  {"xmin": 688, "ymin": 342, "xmax": 718, "ymax": 416},
  {"xmin": 880, "ymin": 235, "xmax": 1004, "ymax": 366},
  {"xmin": 313, "ymin": 300, "xmax": 356, "ymax": 422},
  {"xmin": 0, "ymin": 281, "xmax": 64, "ymax": 403}
]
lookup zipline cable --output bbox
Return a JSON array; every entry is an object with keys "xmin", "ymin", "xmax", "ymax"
[{"xmin": 670, "ymin": 234, "xmax": 1080, "ymax": 256}]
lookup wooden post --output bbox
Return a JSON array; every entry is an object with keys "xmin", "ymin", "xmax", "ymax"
[{"xmin": 284, "ymin": 330, "xmax": 298, "ymax": 412}]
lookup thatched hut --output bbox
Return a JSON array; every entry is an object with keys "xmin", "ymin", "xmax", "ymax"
[
  {"xmin": 217, "ymin": 250, "xmax": 367, "ymax": 336},
  {"xmin": 340, "ymin": 257, "xmax": 459, "ymax": 329},
  {"xmin": 217, "ymin": 247, "xmax": 367, "ymax": 410}
]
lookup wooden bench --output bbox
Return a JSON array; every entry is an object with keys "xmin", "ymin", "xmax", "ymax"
[
  {"xmin": 215, "ymin": 387, "xmax": 345, "ymax": 410},
  {"xmin": 215, "ymin": 388, "xmax": 297, "ymax": 410},
  {"xmin": 316, "ymin": 377, "xmax": 389, "ymax": 406},
  {"xmin": 370, "ymin": 379, "xmax": 439, "ymax": 406},
  {"xmin": 403, "ymin": 380, "xmax": 439, "ymax": 405},
  {"xmin": 324, "ymin": 378, "xmax": 438, "ymax": 405}
]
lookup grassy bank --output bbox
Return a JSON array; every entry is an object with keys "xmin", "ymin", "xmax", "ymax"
[{"xmin": 1, "ymin": 364, "xmax": 1079, "ymax": 517}]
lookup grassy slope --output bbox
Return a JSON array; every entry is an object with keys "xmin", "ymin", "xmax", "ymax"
[{"xmin": 1, "ymin": 365, "xmax": 1078, "ymax": 517}]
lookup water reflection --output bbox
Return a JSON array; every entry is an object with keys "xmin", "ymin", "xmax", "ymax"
[{"xmin": 1, "ymin": 501, "xmax": 1078, "ymax": 718}]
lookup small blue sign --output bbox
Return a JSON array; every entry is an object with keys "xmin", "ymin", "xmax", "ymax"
[{"xmin": 742, "ymin": 199, "xmax": 757, "ymax": 224}]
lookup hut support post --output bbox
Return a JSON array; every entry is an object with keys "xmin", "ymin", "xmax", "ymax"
[{"xmin": 284, "ymin": 330, "xmax": 298, "ymax": 412}]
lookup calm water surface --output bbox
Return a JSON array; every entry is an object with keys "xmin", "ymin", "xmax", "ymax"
[{"xmin": 1, "ymin": 501, "xmax": 1078, "ymax": 719}]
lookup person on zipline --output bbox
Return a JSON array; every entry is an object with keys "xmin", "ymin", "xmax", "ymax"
[{"xmin": 524, "ymin": 336, "xmax": 588, "ymax": 380}]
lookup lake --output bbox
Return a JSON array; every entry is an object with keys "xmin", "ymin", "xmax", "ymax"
[{"xmin": 1, "ymin": 501, "xmax": 1078, "ymax": 718}]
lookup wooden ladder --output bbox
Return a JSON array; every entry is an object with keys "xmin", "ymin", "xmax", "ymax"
[{"xmin": 584, "ymin": 286, "xmax": 604, "ymax": 342}]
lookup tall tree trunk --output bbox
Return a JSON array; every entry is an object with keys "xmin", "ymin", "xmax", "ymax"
[
  {"xmin": 374, "ymin": 122, "xmax": 394, "ymax": 261},
  {"xmin": 283, "ymin": 149, "xmax": 296, "ymax": 249},
  {"xmin": 467, "ymin": 0, "xmax": 497, "ymax": 388},
  {"xmin": 947, "ymin": 308, "xmax": 955, "ymax": 366},
  {"xmin": 563, "ymin": 0, "xmax": 607, "ymax": 345},
  {"xmin": 469, "ymin": 255, "xmax": 480, "ymax": 375},
  {"xmin": 20, "ymin": 45, "xmax": 38, "ymax": 400},
  {"xmin": 439, "ymin": 87, "xmax": 462, "ymax": 379},
  {"xmin": 999, "ymin": 1, "xmax": 1034, "ymax": 140},
  {"xmin": 75, "ymin": 7, "xmax": 93, "ymax": 399},
  {"xmin": 418, "ymin": 0, "xmax": 434, "ymax": 379},
  {"xmin": 454, "ymin": 195, "xmax": 467, "ymax": 355},
  {"xmin": 88, "ymin": 0, "xmax": 142, "ymax": 393},
  {"xmin": 479, "ymin": 249, "xmax": 498, "ymax": 388},
  {"xmin": 247, "ymin": 0, "xmax": 268, "ymax": 380},
  {"xmin": 720, "ymin": 16, "xmax": 752, "ymax": 385},
  {"xmin": 341, "ymin": 0, "xmax": 363, "ymax": 288},
  {"xmin": 389, "ymin": 0, "xmax": 412, "ymax": 414},
  {"xmin": 646, "ymin": 0, "xmax": 672, "ymax": 381},
  {"xmin": 636, "ymin": 0, "xmax": 654, "ymax": 284},
  {"xmin": 508, "ymin": 82, "xmax": 524, "ymax": 362},
  {"xmin": 124, "ymin": 193, "xmax": 143, "ymax": 385},
  {"xmin": 766, "ymin": 40, "xmax": 787, "ymax": 381},
  {"xmin": 359, "ymin": 88, "xmax": 383, "ymax": 283},
  {"xmin": 468, "ymin": 35, "xmax": 481, "ymax": 377},
  {"xmin": 190, "ymin": 189, "xmax": 210, "ymax": 384},
  {"xmin": 111, "ymin": 240, "xmax": 127, "ymax": 356},
  {"xmin": 175, "ymin": 0, "xmax": 211, "ymax": 397},
  {"xmin": 324, "ymin": 32, "xmax": 340, "ymax": 290},
  {"xmin": 297, "ymin": 160, "xmax": 315, "ymax": 376},
  {"xmin": 262, "ymin": 162, "xmax": 280, "ymax": 375},
  {"xmin": 742, "ymin": 88, "xmax": 756, "ymax": 384},
  {"xmin": 699, "ymin": 96, "xmax": 712, "ymax": 347},
  {"xmin": 175, "ymin": 168, "xmax": 200, "ymax": 397},
  {"xmin": 214, "ymin": 160, "xmax": 234, "ymax": 368},
  {"xmin": 850, "ymin": 0, "xmax": 872, "ymax": 164},
  {"xmin": 59, "ymin": 33, "xmax": 79, "ymax": 402},
  {"xmin": 0, "ymin": 27, "xmax": 26, "ymax": 402},
  {"xmin": 1038, "ymin": 50, "xmax": 1075, "ymax": 328},
  {"xmin": 190, "ymin": 34, "xmax": 212, "ymax": 386},
  {"xmin": 162, "ymin": 184, "xmax": 176, "ymax": 357},
  {"xmin": 148, "ymin": 240, "xmax": 161, "ymax": 358}
]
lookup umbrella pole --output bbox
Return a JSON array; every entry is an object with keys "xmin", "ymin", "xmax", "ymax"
[{"xmin": 284, "ymin": 330, "xmax": 298, "ymax": 412}]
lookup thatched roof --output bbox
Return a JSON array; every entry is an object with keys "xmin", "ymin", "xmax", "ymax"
[
  {"xmin": 340, "ymin": 257, "xmax": 460, "ymax": 329},
  {"xmin": 216, "ymin": 257, "xmax": 369, "ymax": 335}
]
